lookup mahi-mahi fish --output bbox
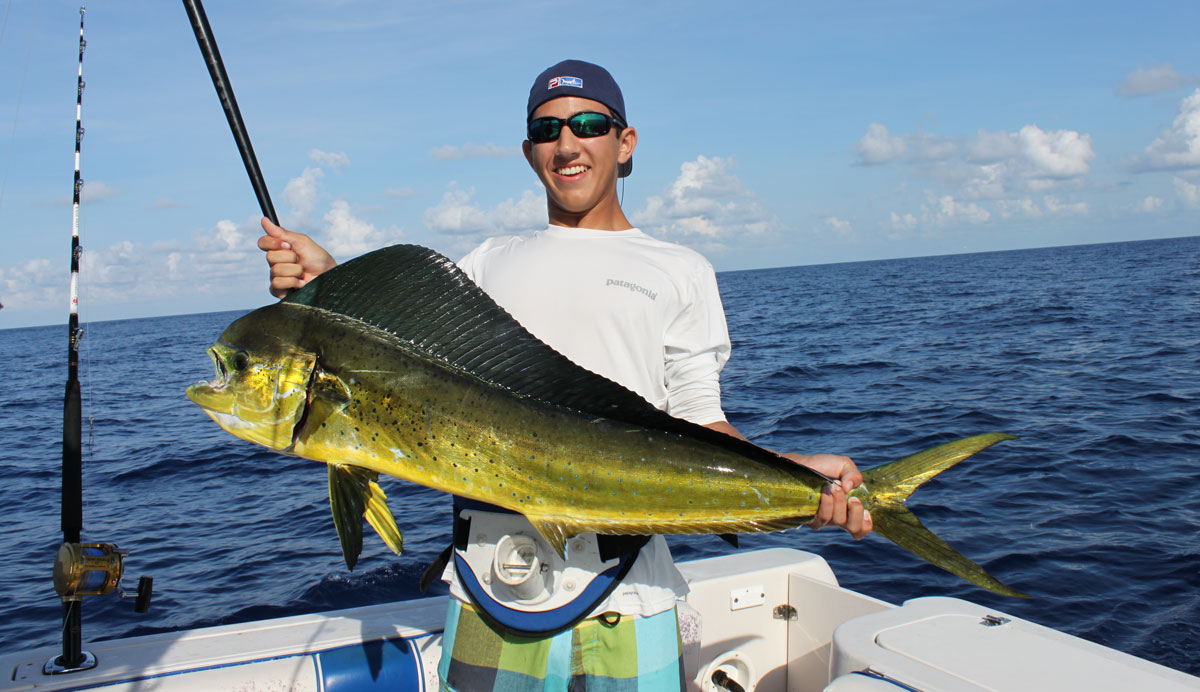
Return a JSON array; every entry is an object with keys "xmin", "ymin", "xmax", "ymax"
[{"xmin": 187, "ymin": 244, "xmax": 1026, "ymax": 597}]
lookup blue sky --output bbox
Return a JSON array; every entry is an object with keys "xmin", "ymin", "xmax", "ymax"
[{"xmin": 1, "ymin": 0, "xmax": 1197, "ymax": 328}]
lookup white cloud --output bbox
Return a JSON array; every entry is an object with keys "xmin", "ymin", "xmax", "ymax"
[
  {"xmin": 1016, "ymin": 125, "xmax": 1094, "ymax": 178},
  {"xmin": 908, "ymin": 132, "xmax": 958, "ymax": 161},
  {"xmin": 855, "ymin": 124, "xmax": 958, "ymax": 166},
  {"xmin": 1042, "ymin": 196, "xmax": 1089, "ymax": 215},
  {"xmin": 322, "ymin": 200, "xmax": 403, "ymax": 258},
  {"xmin": 25, "ymin": 216, "xmax": 268, "ymax": 311},
  {"xmin": 149, "ymin": 197, "xmax": 183, "ymax": 210},
  {"xmin": 959, "ymin": 126, "xmax": 1093, "ymax": 198},
  {"xmin": 1140, "ymin": 196, "xmax": 1164, "ymax": 213},
  {"xmin": 1135, "ymin": 89, "xmax": 1200, "ymax": 171},
  {"xmin": 820, "ymin": 215, "xmax": 855, "ymax": 240},
  {"xmin": 281, "ymin": 160, "xmax": 402, "ymax": 258},
  {"xmin": 431, "ymin": 143, "xmax": 520, "ymax": 160},
  {"xmin": 424, "ymin": 184, "xmax": 493, "ymax": 236},
  {"xmin": 887, "ymin": 211, "xmax": 917, "ymax": 231},
  {"xmin": 959, "ymin": 163, "xmax": 1006, "ymax": 199},
  {"xmin": 1117, "ymin": 63, "xmax": 1197, "ymax": 98},
  {"xmin": 922, "ymin": 193, "xmax": 990, "ymax": 226},
  {"xmin": 424, "ymin": 183, "xmax": 545, "ymax": 241},
  {"xmin": 824, "ymin": 216, "xmax": 851, "ymax": 232},
  {"xmin": 996, "ymin": 198, "xmax": 1043, "ymax": 219},
  {"xmin": 634, "ymin": 155, "xmax": 774, "ymax": 247},
  {"xmin": 309, "ymin": 149, "xmax": 350, "ymax": 170},
  {"xmin": 0, "ymin": 258, "xmax": 60, "ymax": 312},
  {"xmin": 855, "ymin": 123, "xmax": 908, "ymax": 164},
  {"xmin": 0, "ymin": 156, "xmax": 410, "ymax": 316},
  {"xmin": 967, "ymin": 130, "xmax": 1019, "ymax": 163},
  {"xmin": 383, "ymin": 187, "xmax": 416, "ymax": 201},
  {"xmin": 283, "ymin": 167, "xmax": 325, "ymax": 223},
  {"xmin": 1175, "ymin": 176, "xmax": 1200, "ymax": 207},
  {"xmin": 858, "ymin": 123, "xmax": 1093, "ymax": 201},
  {"xmin": 170, "ymin": 217, "xmax": 263, "ymax": 283}
]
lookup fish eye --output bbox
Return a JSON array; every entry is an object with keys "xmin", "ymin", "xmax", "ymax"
[{"xmin": 232, "ymin": 351, "xmax": 249, "ymax": 371}]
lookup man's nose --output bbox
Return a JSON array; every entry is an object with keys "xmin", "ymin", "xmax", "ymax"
[{"xmin": 554, "ymin": 126, "xmax": 581, "ymax": 157}]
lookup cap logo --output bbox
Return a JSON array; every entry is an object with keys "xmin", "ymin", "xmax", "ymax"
[{"xmin": 548, "ymin": 75, "xmax": 583, "ymax": 89}]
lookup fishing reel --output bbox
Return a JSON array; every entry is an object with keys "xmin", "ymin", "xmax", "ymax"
[{"xmin": 52, "ymin": 542, "xmax": 152, "ymax": 612}]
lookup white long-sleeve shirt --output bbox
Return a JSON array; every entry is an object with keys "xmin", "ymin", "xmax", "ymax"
[{"xmin": 457, "ymin": 225, "xmax": 731, "ymax": 424}]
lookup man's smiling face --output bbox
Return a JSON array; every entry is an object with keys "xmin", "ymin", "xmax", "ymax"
[{"xmin": 523, "ymin": 96, "xmax": 636, "ymax": 229}]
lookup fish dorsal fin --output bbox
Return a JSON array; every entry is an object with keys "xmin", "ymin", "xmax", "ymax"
[{"xmin": 285, "ymin": 244, "xmax": 798, "ymax": 472}]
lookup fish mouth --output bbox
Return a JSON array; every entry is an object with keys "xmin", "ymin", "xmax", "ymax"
[
  {"xmin": 185, "ymin": 347, "xmax": 230, "ymax": 411},
  {"xmin": 184, "ymin": 350, "xmax": 229, "ymax": 410}
]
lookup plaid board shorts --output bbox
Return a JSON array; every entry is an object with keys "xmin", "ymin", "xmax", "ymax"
[{"xmin": 437, "ymin": 599, "xmax": 685, "ymax": 692}]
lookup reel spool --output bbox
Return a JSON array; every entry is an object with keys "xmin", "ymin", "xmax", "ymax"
[{"xmin": 52, "ymin": 542, "xmax": 152, "ymax": 612}]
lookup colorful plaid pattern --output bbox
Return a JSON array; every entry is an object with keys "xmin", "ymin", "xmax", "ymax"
[{"xmin": 438, "ymin": 599, "xmax": 684, "ymax": 691}]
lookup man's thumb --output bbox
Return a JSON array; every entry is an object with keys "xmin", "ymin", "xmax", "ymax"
[{"xmin": 262, "ymin": 218, "xmax": 300, "ymax": 247}]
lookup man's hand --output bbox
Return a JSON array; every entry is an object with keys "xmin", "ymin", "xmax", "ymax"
[
  {"xmin": 782, "ymin": 452, "xmax": 872, "ymax": 539},
  {"xmin": 701, "ymin": 421, "xmax": 873, "ymax": 540},
  {"xmin": 257, "ymin": 218, "xmax": 337, "ymax": 298}
]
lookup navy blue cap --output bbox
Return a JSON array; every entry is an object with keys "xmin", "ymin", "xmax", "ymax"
[{"xmin": 527, "ymin": 59, "xmax": 632, "ymax": 177}]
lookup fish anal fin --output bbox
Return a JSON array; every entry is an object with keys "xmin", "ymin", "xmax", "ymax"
[
  {"xmin": 527, "ymin": 517, "xmax": 570, "ymax": 559},
  {"xmin": 364, "ymin": 479, "xmax": 404, "ymax": 555}
]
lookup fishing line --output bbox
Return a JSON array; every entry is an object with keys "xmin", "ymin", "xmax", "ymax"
[
  {"xmin": 0, "ymin": 0, "xmax": 38, "ymax": 215},
  {"xmin": 0, "ymin": 0, "xmax": 12, "ymax": 45}
]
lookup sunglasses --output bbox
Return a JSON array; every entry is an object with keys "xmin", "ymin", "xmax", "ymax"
[{"xmin": 527, "ymin": 112, "xmax": 626, "ymax": 144}]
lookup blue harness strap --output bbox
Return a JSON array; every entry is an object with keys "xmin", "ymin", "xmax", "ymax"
[{"xmin": 450, "ymin": 496, "xmax": 648, "ymax": 638}]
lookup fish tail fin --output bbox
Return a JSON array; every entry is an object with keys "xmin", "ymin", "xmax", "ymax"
[
  {"xmin": 860, "ymin": 433, "xmax": 1029, "ymax": 598},
  {"xmin": 328, "ymin": 464, "xmax": 404, "ymax": 571}
]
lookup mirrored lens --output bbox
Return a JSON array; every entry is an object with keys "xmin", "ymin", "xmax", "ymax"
[
  {"xmin": 528, "ymin": 118, "xmax": 562, "ymax": 143},
  {"xmin": 567, "ymin": 113, "xmax": 612, "ymax": 138}
]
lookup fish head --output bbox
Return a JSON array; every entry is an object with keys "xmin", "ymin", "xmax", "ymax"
[{"xmin": 186, "ymin": 313, "xmax": 317, "ymax": 451}]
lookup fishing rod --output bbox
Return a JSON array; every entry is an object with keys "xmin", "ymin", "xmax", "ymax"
[
  {"xmin": 181, "ymin": 0, "xmax": 278, "ymax": 224},
  {"xmin": 56, "ymin": 5, "xmax": 87, "ymax": 672},
  {"xmin": 48, "ymin": 7, "xmax": 151, "ymax": 676}
]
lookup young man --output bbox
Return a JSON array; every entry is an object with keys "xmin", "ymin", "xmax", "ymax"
[{"xmin": 259, "ymin": 60, "xmax": 870, "ymax": 691}]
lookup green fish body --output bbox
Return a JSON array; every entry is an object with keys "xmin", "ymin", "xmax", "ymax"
[{"xmin": 187, "ymin": 245, "xmax": 1025, "ymax": 597}]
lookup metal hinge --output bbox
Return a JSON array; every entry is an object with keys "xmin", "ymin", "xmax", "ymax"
[{"xmin": 773, "ymin": 604, "xmax": 797, "ymax": 621}]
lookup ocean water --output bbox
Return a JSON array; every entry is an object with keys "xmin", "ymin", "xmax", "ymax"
[{"xmin": 1, "ymin": 236, "xmax": 1197, "ymax": 676}]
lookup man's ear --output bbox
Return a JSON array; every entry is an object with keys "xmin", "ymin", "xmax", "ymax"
[
  {"xmin": 522, "ymin": 139, "xmax": 534, "ymax": 169},
  {"xmin": 618, "ymin": 126, "xmax": 637, "ymax": 165}
]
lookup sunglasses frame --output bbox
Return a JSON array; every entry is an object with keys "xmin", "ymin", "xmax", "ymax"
[{"xmin": 526, "ymin": 111, "xmax": 627, "ymax": 144}]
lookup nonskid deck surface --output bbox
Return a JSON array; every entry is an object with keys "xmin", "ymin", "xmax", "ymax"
[{"xmin": 3, "ymin": 549, "xmax": 1198, "ymax": 692}]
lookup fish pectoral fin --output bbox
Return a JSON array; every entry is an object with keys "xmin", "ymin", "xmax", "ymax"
[
  {"xmin": 870, "ymin": 502, "xmax": 1029, "ymax": 598},
  {"xmin": 328, "ymin": 464, "xmax": 365, "ymax": 570},
  {"xmin": 526, "ymin": 516, "xmax": 570, "ymax": 559},
  {"xmin": 307, "ymin": 369, "xmax": 352, "ymax": 424},
  {"xmin": 327, "ymin": 464, "xmax": 405, "ymax": 570},
  {"xmin": 313, "ymin": 367, "xmax": 351, "ymax": 405}
]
